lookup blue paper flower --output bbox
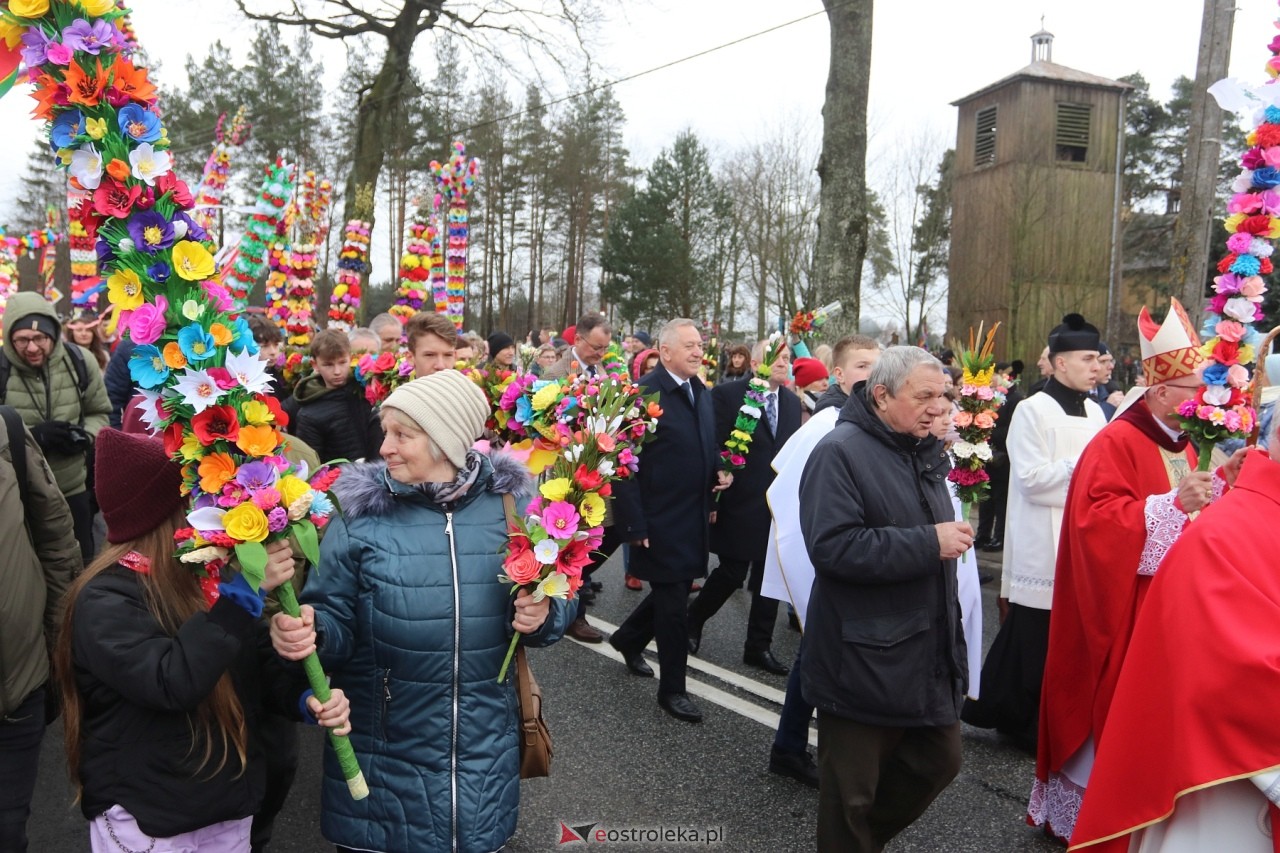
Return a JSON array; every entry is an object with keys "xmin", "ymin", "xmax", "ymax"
[
  {"xmin": 309, "ymin": 492, "xmax": 334, "ymax": 516},
  {"xmin": 1265, "ymin": 106, "xmax": 1280, "ymax": 125},
  {"xmin": 229, "ymin": 317, "xmax": 259, "ymax": 356},
  {"xmin": 118, "ymin": 104, "xmax": 163, "ymax": 144},
  {"xmin": 177, "ymin": 323, "xmax": 217, "ymax": 363},
  {"xmin": 1230, "ymin": 254, "xmax": 1262, "ymax": 277},
  {"xmin": 515, "ymin": 395, "xmax": 533, "ymax": 424},
  {"xmin": 1202, "ymin": 363, "xmax": 1229, "ymax": 386},
  {"xmin": 50, "ymin": 109, "xmax": 84, "ymax": 150},
  {"xmin": 129, "ymin": 344, "xmax": 169, "ymax": 390},
  {"xmin": 146, "ymin": 261, "xmax": 171, "ymax": 283},
  {"xmin": 1253, "ymin": 167, "xmax": 1280, "ymax": 189}
]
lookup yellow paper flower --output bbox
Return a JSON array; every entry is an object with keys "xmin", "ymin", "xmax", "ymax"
[
  {"xmin": 76, "ymin": 0, "xmax": 116, "ymax": 14},
  {"xmin": 278, "ymin": 475, "xmax": 312, "ymax": 509},
  {"xmin": 181, "ymin": 299, "xmax": 204, "ymax": 321},
  {"xmin": 540, "ymin": 478, "xmax": 572, "ymax": 502},
  {"xmin": 241, "ymin": 400, "xmax": 272, "ymax": 426},
  {"xmin": 1224, "ymin": 212, "xmax": 1247, "ymax": 234},
  {"xmin": 531, "ymin": 383, "xmax": 562, "ymax": 412},
  {"xmin": 578, "ymin": 493, "xmax": 605, "ymax": 527},
  {"xmin": 179, "ymin": 431, "xmax": 204, "ymax": 463},
  {"xmin": 106, "ymin": 269, "xmax": 145, "ymax": 311},
  {"xmin": 85, "ymin": 117, "xmax": 107, "ymax": 140},
  {"xmin": 533, "ymin": 572, "xmax": 571, "ymax": 602},
  {"xmin": 9, "ymin": 0, "xmax": 50, "ymax": 18},
  {"xmin": 0, "ymin": 20, "xmax": 24, "ymax": 50},
  {"xmin": 172, "ymin": 240, "xmax": 215, "ymax": 281},
  {"xmin": 223, "ymin": 502, "xmax": 270, "ymax": 543}
]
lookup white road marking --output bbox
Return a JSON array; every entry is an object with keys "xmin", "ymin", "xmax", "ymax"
[{"xmin": 569, "ymin": 615, "xmax": 818, "ymax": 748}]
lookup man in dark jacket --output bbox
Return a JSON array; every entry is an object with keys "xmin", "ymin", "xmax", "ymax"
[
  {"xmin": 612, "ymin": 319, "xmax": 730, "ymax": 723},
  {"xmin": 0, "ymin": 411, "xmax": 81, "ymax": 852},
  {"xmin": 799, "ymin": 346, "xmax": 971, "ymax": 852},
  {"xmin": 688, "ymin": 339, "xmax": 800, "ymax": 675},
  {"xmin": 3, "ymin": 292, "xmax": 111, "ymax": 562}
]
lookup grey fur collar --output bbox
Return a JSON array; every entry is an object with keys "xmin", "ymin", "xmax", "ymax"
[{"xmin": 334, "ymin": 450, "xmax": 533, "ymax": 520}]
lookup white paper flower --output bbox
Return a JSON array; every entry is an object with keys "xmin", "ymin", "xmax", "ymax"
[
  {"xmin": 225, "ymin": 347, "xmax": 272, "ymax": 394},
  {"xmin": 597, "ymin": 459, "xmax": 615, "ymax": 477},
  {"xmin": 180, "ymin": 546, "xmax": 230, "ymax": 564},
  {"xmin": 172, "ymin": 368, "xmax": 224, "ymax": 414},
  {"xmin": 532, "ymin": 571, "xmax": 571, "ymax": 601},
  {"xmin": 974, "ymin": 442, "xmax": 993, "ymax": 462},
  {"xmin": 952, "ymin": 441, "xmax": 976, "ymax": 460},
  {"xmin": 533, "ymin": 539, "xmax": 560, "ymax": 565},
  {"xmin": 128, "ymin": 142, "xmax": 172, "ymax": 186},
  {"xmin": 187, "ymin": 506, "xmax": 227, "ymax": 532},
  {"xmin": 1203, "ymin": 385, "xmax": 1232, "ymax": 406},
  {"xmin": 68, "ymin": 143, "xmax": 103, "ymax": 190},
  {"xmin": 1224, "ymin": 296, "xmax": 1258, "ymax": 323}
]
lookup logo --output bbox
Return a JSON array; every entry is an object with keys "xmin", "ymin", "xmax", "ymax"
[{"xmin": 559, "ymin": 822, "xmax": 600, "ymax": 845}]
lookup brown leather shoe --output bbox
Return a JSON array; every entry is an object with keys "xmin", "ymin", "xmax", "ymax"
[{"xmin": 566, "ymin": 616, "xmax": 604, "ymax": 643}]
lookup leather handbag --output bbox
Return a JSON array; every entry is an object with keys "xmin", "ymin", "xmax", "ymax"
[
  {"xmin": 503, "ymin": 493, "xmax": 553, "ymax": 778},
  {"xmin": 514, "ymin": 644, "xmax": 552, "ymax": 778}
]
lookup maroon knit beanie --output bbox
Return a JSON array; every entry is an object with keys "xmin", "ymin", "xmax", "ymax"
[{"xmin": 96, "ymin": 427, "xmax": 187, "ymax": 544}]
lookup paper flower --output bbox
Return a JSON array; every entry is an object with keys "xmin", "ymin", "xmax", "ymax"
[
  {"xmin": 173, "ymin": 368, "xmax": 224, "ymax": 413},
  {"xmin": 171, "ymin": 240, "xmax": 214, "ymax": 281},
  {"xmin": 128, "ymin": 142, "xmax": 171, "ymax": 185}
]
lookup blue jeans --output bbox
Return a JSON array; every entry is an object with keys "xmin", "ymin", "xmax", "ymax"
[
  {"xmin": 0, "ymin": 688, "xmax": 47, "ymax": 853},
  {"xmin": 773, "ymin": 643, "xmax": 813, "ymax": 756}
]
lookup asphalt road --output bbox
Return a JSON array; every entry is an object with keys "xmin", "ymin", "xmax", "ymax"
[{"xmin": 26, "ymin": 549, "xmax": 1062, "ymax": 853}]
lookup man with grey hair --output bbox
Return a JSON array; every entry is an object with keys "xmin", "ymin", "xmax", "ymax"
[
  {"xmin": 542, "ymin": 313, "xmax": 613, "ymax": 380},
  {"xmin": 799, "ymin": 345, "xmax": 970, "ymax": 851},
  {"xmin": 612, "ymin": 318, "xmax": 730, "ymax": 723},
  {"xmin": 369, "ymin": 313, "xmax": 402, "ymax": 354}
]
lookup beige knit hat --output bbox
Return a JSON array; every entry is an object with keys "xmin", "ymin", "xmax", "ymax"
[{"xmin": 384, "ymin": 370, "xmax": 491, "ymax": 469}]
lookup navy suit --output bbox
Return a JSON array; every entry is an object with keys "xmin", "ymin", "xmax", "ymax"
[
  {"xmin": 612, "ymin": 367, "xmax": 717, "ymax": 697},
  {"xmin": 691, "ymin": 380, "xmax": 801, "ymax": 654}
]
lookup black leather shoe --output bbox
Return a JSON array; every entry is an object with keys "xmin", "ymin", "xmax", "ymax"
[
  {"xmin": 768, "ymin": 746, "xmax": 819, "ymax": 788},
  {"xmin": 609, "ymin": 637, "xmax": 654, "ymax": 677},
  {"xmin": 980, "ymin": 538, "xmax": 1003, "ymax": 552},
  {"xmin": 687, "ymin": 619, "xmax": 704, "ymax": 656},
  {"xmin": 658, "ymin": 692, "xmax": 703, "ymax": 723},
  {"xmin": 589, "ymin": 580, "xmax": 603, "ymax": 592},
  {"xmin": 744, "ymin": 649, "xmax": 789, "ymax": 675}
]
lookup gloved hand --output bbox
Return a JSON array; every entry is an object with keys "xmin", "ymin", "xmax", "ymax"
[{"xmin": 29, "ymin": 420, "xmax": 76, "ymax": 455}]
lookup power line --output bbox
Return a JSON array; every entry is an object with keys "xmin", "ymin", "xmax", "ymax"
[{"xmin": 160, "ymin": 2, "xmax": 835, "ymax": 168}]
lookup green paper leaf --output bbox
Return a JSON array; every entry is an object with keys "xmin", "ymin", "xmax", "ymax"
[
  {"xmin": 235, "ymin": 541, "xmax": 268, "ymax": 592},
  {"xmin": 293, "ymin": 519, "xmax": 321, "ymax": 566}
]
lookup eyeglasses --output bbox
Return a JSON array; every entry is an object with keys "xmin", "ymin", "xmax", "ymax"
[{"xmin": 12, "ymin": 334, "xmax": 50, "ymax": 349}]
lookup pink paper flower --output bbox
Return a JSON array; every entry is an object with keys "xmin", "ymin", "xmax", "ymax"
[
  {"xmin": 1215, "ymin": 320, "xmax": 1246, "ymax": 342},
  {"xmin": 540, "ymin": 501, "xmax": 580, "ymax": 540},
  {"xmin": 128, "ymin": 294, "xmax": 168, "ymax": 345}
]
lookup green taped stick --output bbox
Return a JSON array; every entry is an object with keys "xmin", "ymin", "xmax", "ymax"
[{"xmin": 274, "ymin": 581, "xmax": 369, "ymax": 800}]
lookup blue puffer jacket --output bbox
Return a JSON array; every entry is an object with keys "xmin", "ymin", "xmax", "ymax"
[{"xmin": 304, "ymin": 451, "xmax": 571, "ymax": 853}]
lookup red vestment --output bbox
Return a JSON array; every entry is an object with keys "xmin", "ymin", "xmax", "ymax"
[
  {"xmin": 1035, "ymin": 402, "xmax": 1197, "ymax": 833},
  {"xmin": 1068, "ymin": 449, "xmax": 1280, "ymax": 852}
]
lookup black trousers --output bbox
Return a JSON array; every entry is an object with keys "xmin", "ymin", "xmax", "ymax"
[
  {"xmin": 66, "ymin": 490, "xmax": 95, "ymax": 565},
  {"xmin": 610, "ymin": 579, "xmax": 693, "ymax": 697},
  {"xmin": 977, "ymin": 454, "xmax": 1010, "ymax": 542},
  {"xmin": 687, "ymin": 557, "xmax": 779, "ymax": 654},
  {"xmin": 816, "ymin": 712, "xmax": 962, "ymax": 853},
  {"xmin": 0, "ymin": 688, "xmax": 46, "ymax": 853},
  {"xmin": 250, "ymin": 714, "xmax": 300, "ymax": 852},
  {"xmin": 578, "ymin": 524, "xmax": 624, "ymax": 619}
]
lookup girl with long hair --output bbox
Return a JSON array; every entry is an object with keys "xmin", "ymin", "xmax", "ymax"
[{"xmin": 56, "ymin": 428, "xmax": 350, "ymax": 852}]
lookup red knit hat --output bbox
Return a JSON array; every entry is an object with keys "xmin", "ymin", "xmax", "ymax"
[
  {"xmin": 96, "ymin": 427, "xmax": 187, "ymax": 544},
  {"xmin": 792, "ymin": 357, "xmax": 829, "ymax": 389}
]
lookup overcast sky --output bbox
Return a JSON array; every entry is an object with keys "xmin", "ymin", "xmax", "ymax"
[{"xmin": 0, "ymin": 0, "xmax": 1276, "ymax": 287}]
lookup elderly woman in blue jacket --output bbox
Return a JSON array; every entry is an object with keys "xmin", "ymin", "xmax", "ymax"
[{"xmin": 271, "ymin": 369, "xmax": 571, "ymax": 853}]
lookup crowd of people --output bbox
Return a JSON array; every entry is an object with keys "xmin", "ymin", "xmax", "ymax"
[{"xmin": 2, "ymin": 293, "xmax": 1275, "ymax": 852}]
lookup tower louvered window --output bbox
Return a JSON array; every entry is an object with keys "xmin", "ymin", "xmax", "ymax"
[
  {"xmin": 1056, "ymin": 102, "xmax": 1091, "ymax": 163},
  {"xmin": 975, "ymin": 105, "xmax": 997, "ymax": 167}
]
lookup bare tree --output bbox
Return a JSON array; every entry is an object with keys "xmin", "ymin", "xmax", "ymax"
[
  {"xmin": 234, "ymin": 0, "xmax": 597, "ymax": 227},
  {"xmin": 812, "ymin": 0, "xmax": 873, "ymax": 317},
  {"xmin": 864, "ymin": 133, "xmax": 949, "ymax": 341}
]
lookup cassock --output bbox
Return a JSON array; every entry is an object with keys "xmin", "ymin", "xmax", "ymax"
[
  {"xmin": 1032, "ymin": 400, "xmax": 1211, "ymax": 841},
  {"xmin": 1067, "ymin": 449, "xmax": 1280, "ymax": 853}
]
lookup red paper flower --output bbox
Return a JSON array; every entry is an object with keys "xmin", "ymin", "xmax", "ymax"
[
  {"xmin": 573, "ymin": 463, "xmax": 603, "ymax": 491},
  {"xmin": 93, "ymin": 177, "xmax": 142, "ymax": 219},
  {"xmin": 191, "ymin": 405, "xmax": 241, "ymax": 444}
]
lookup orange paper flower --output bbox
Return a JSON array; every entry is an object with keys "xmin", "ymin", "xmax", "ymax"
[
  {"xmin": 106, "ymin": 159, "xmax": 130, "ymax": 182},
  {"xmin": 209, "ymin": 323, "xmax": 233, "ymax": 346},
  {"xmin": 198, "ymin": 452, "xmax": 237, "ymax": 494},
  {"xmin": 107, "ymin": 53, "xmax": 157, "ymax": 106},
  {"xmin": 163, "ymin": 341, "xmax": 187, "ymax": 369},
  {"xmin": 64, "ymin": 58, "xmax": 107, "ymax": 108},
  {"xmin": 236, "ymin": 425, "xmax": 280, "ymax": 457}
]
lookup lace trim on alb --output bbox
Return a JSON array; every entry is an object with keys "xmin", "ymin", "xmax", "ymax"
[
  {"xmin": 1138, "ymin": 490, "xmax": 1185, "ymax": 576},
  {"xmin": 1028, "ymin": 772, "xmax": 1084, "ymax": 843}
]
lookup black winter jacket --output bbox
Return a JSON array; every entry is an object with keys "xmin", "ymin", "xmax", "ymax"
[
  {"xmin": 798, "ymin": 383, "xmax": 967, "ymax": 727},
  {"xmin": 812, "ymin": 383, "xmax": 849, "ymax": 415},
  {"xmin": 292, "ymin": 375, "xmax": 381, "ymax": 464},
  {"xmin": 71, "ymin": 567, "xmax": 307, "ymax": 837}
]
